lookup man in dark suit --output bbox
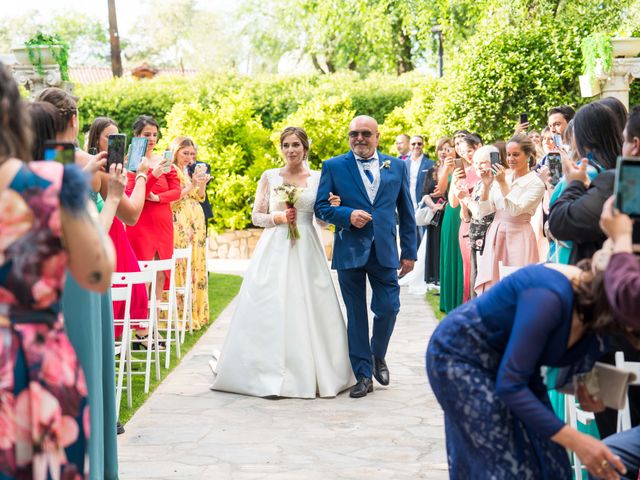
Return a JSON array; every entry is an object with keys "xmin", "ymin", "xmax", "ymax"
[
  {"xmin": 315, "ymin": 115, "xmax": 416, "ymax": 398},
  {"xmin": 404, "ymin": 135, "xmax": 435, "ymax": 248}
]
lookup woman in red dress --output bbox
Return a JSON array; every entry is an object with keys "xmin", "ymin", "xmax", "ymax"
[{"xmin": 125, "ymin": 116, "xmax": 181, "ymax": 301}]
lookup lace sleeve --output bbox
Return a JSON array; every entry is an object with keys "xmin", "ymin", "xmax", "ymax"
[{"xmin": 252, "ymin": 171, "xmax": 277, "ymax": 228}]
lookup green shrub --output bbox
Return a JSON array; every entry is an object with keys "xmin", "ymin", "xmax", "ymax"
[{"xmin": 163, "ymin": 94, "xmax": 278, "ymax": 231}]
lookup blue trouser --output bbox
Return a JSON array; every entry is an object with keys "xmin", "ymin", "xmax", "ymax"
[
  {"xmin": 337, "ymin": 242, "xmax": 400, "ymax": 379},
  {"xmin": 589, "ymin": 426, "xmax": 640, "ymax": 479}
]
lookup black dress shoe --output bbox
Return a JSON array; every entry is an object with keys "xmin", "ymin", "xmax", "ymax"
[
  {"xmin": 117, "ymin": 421, "xmax": 125, "ymax": 435},
  {"xmin": 373, "ymin": 357, "xmax": 390, "ymax": 386},
  {"xmin": 350, "ymin": 377, "xmax": 373, "ymax": 398}
]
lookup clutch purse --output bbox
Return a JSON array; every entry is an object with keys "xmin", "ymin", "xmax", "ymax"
[
  {"xmin": 415, "ymin": 202, "xmax": 435, "ymax": 226},
  {"xmin": 575, "ymin": 362, "xmax": 637, "ymax": 410}
]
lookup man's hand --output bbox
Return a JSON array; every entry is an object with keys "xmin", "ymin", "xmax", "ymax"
[
  {"xmin": 398, "ymin": 259, "xmax": 415, "ymax": 277},
  {"xmin": 350, "ymin": 210, "xmax": 372, "ymax": 228}
]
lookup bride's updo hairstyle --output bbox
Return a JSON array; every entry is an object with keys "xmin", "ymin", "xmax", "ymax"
[{"xmin": 280, "ymin": 126, "xmax": 309, "ymax": 154}]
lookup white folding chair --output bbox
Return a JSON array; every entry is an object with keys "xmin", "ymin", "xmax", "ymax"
[
  {"xmin": 138, "ymin": 258, "xmax": 180, "ymax": 368},
  {"xmin": 616, "ymin": 351, "xmax": 640, "ymax": 432},
  {"xmin": 498, "ymin": 261, "xmax": 520, "ymax": 280},
  {"xmin": 112, "ymin": 270, "xmax": 160, "ymax": 395},
  {"xmin": 111, "ymin": 284, "xmax": 132, "ymax": 414},
  {"xmin": 566, "ymin": 394, "xmax": 596, "ymax": 479},
  {"xmin": 173, "ymin": 245, "xmax": 193, "ymax": 343}
]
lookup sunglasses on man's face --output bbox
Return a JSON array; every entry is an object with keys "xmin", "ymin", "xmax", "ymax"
[
  {"xmin": 348, "ymin": 130, "xmax": 374, "ymax": 139},
  {"xmin": 411, "ymin": 142, "xmax": 423, "ymax": 146}
]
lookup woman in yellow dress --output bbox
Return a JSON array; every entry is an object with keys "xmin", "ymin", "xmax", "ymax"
[{"xmin": 170, "ymin": 136, "xmax": 210, "ymax": 330}]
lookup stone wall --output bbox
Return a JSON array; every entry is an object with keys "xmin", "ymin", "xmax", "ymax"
[{"xmin": 207, "ymin": 228, "xmax": 335, "ymax": 260}]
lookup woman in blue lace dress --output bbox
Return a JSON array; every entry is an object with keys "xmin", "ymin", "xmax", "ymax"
[{"xmin": 426, "ymin": 262, "xmax": 635, "ymax": 479}]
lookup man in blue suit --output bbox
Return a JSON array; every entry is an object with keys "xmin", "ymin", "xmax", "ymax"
[{"xmin": 314, "ymin": 115, "xmax": 417, "ymax": 398}]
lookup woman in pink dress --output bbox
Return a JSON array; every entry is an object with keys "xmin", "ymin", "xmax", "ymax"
[
  {"xmin": 472, "ymin": 134, "xmax": 545, "ymax": 295},
  {"xmin": 449, "ymin": 134, "xmax": 482, "ymax": 302}
]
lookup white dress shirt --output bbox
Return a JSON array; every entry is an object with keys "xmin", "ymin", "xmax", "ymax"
[{"xmin": 409, "ymin": 155, "xmax": 422, "ymax": 208}]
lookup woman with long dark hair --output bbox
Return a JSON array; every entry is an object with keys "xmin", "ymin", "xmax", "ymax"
[{"xmin": 549, "ymin": 101, "xmax": 637, "ymax": 441}]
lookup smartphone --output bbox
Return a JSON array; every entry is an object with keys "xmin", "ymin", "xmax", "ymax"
[
  {"xmin": 490, "ymin": 151, "xmax": 501, "ymax": 166},
  {"xmin": 553, "ymin": 134, "xmax": 563, "ymax": 148},
  {"xmin": 519, "ymin": 113, "xmax": 528, "ymax": 125},
  {"xmin": 127, "ymin": 137, "xmax": 148, "ymax": 172},
  {"xmin": 107, "ymin": 134, "xmax": 126, "ymax": 170},
  {"xmin": 546, "ymin": 152, "xmax": 563, "ymax": 186},
  {"xmin": 454, "ymin": 157, "xmax": 467, "ymax": 178},
  {"xmin": 163, "ymin": 150, "xmax": 172, "ymax": 161},
  {"xmin": 614, "ymin": 157, "xmax": 640, "ymax": 218},
  {"xmin": 43, "ymin": 141, "xmax": 75, "ymax": 164},
  {"xmin": 88, "ymin": 147, "xmax": 98, "ymax": 155}
]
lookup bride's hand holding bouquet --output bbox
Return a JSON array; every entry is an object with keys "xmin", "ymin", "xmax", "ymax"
[{"xmin": 274, "ymin": 184, "xmax": 303, "ymax": 246}]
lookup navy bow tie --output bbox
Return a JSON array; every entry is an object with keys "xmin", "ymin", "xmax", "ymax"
[{"xmin": 358, "ymin": 158, "xmax": 375, "ymax": 183}]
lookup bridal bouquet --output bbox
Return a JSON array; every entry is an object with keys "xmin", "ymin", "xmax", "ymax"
[{"xmin": 274, "ymin": 184, "xmax": 302, "ymax": 246}]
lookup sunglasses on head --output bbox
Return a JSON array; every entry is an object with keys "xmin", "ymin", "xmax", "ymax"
[{"xmin": 348, "ymin": 130, "xmax": 374, "ymax": 139}]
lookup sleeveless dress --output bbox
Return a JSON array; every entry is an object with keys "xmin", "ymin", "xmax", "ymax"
[
  {"xmin": 439, "ymin": 176, "xmax": 464, "ymax": 313},
  {"xmin": 171, "ymin": 168, "xmax": 209, "ymax": 330},
  {"xmin": 0, "ymin": 162, "xmax": 90, "ymax": 479},
  {"xmin": 211, "ymin": 169, "xmax": 355, "ymax": 398},
  {"xmin": 62, "ymin": 191, "xmax": 118, "ymax": 480}
]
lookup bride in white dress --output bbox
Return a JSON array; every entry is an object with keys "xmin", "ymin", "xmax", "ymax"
[{"xmin": 211, "ymin": 126, "xmax": 355, "ymax": 398}]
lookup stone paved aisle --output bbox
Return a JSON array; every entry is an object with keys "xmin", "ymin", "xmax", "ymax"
[{"xmin": 118, "ymin": 264, "xmax": 448, "ymax": 479}]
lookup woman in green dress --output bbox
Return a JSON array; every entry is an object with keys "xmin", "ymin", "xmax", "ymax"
[{"xmin": 438, "ymin": 135, "xmax": 465, "ymax": 313}]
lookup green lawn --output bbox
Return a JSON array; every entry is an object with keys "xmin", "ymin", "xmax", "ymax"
[
  {"xmin": 118, "ymin": 272, "xmax": 242, "ymax": 425},
  {"xmin": 426, "ymin": 291, "xmax": 445, "ymax": 322}
]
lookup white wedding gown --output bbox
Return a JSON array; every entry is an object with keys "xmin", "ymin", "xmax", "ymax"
[{"xmin": 211, "ymin": 168, "xmax": 355, "ymax": 398}]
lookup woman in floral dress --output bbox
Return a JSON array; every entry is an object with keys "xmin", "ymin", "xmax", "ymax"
[
  {"xmin": 169, "ymin": 137, "xmax": 210, "ymax": 330},
  {"xmin": 0, "ymin": 63, "xmax": 115, "ymax": 480}
]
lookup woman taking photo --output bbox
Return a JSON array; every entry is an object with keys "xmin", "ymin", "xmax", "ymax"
[
  {"xmin": 169, "ymin": 136, "xmax": 210, "ymax": 330},
  {"xmin": 125, "ymin": 115, "xmax": 181, "ymax": 301},
  {"xmin": 211, "ymin": 126, "xmax": 354, "ymax": 398},
  {"xmin": 85, "ymin": 117, "xmax": 151, "ymax": 342},
  {"xmin": 472, "ymin": 134, "xmax": 545, "ymax": 294},
  {"xmin": 449, "ymin": 134, "xmax": 482, "ymax": 303},
  {"xmin": 439, "ymin": 134, "xmax": 466, "ymax": 313}
]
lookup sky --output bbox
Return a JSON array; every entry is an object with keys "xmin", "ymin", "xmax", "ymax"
[{"xmin": 3, "ymin": 0, "xmax": 237, "ymax": 37}]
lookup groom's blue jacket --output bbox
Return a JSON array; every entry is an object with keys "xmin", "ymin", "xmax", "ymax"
[{"xmin": 314, "ymin": 150, "xmax": 417, "ymax": 270}]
